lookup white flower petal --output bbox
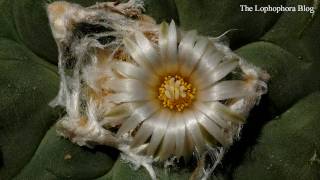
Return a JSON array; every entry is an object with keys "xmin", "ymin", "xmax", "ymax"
[
  {"xmin": 178, "ymin": 30, "xmax": 197, "ymax": 60},
  {"xmin": 211, "ymin": 59, "xmax": 238, "ymax": 81},
  {"xmin": 192, "ymin": 45, "xmax": 225, "ymax": 79},
  {"xmin": 178, "ymin": 30, "xmax": 198, "ymax": 75},
  {"xmin": 117, "ymin": 102, "xmax": 160, "ymax": 136},
  {"xmin": 181, "ymin": 36, "xmax": 210, "ymax": 77},
  {"xmin": 194, "ymin": 102, "xmax": 229, "ymax": 129},
  {"xmin": 134, "ymin": 31, "xmax": 160, "ymax": 69},
  {"xmin": 123, "ymin": 37, "xmax": 153, "ymax": 71},
  {"xmin": 147, "ymin": 110, "xmax": 171, "ymax": 156},
  {"xmin": 167, "ymin": 20, "xmax": 178, "ymax": 68},
  {"xmin": 106, "ymin": 79, "xmax": 146, "ymax": 93},
  {"xmin": 183, "ymin": 130, "xmax": 194, "ymax": 161},
  {"xmin": 158, "ymin": 21, "xmax": 179, "ymax": 72},
  {"xmin": 198, "ymin": 58, "xmax": 238, "ymax": 90},
  {"xmin": 112, "ymin": 61, "xmax": 147, "ymax": 79},
  {"xmin": 199, "ymin": 80, "xmax": 255, "ymax": 101},
  {"xmin": 131, "ymin": 116, "xmax": 155, "ymax": 147},
  {"xmin": 194, "ymin": 110, "xmax": 232, "ymax": 146},
  {"xmin": 108, "ymin": 92, "xmax": 149, "ymax": 103},
  {"xmin": 207, "ymin": 102, "xmax": 245, "ymax": 124},
  {"xmin": 111, "ymin": 61, "xmax": 159, "ymax": 87},
  {"xmin": 158, "ymin": 116, "xmax": 177, "ymax": 160},
  {"xmin": 192, "ymin": 37, "xmax": 209, "ymax": 62},
  {"xmin": 175, "ymin": 115, "xmax": 186, "ymax": 158},
  {"xmin": 183, "ymin": 110, "xmax": 206, "ymax": 153}
]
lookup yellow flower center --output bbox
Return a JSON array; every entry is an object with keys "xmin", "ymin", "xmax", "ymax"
[{"xmin": 158, "ymin": 75, "xmax": 196, "ymax": 112}]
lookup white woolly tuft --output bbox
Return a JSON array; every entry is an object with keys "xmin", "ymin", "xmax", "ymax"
[
  {"xmin": 119, "ymin": 144, "xmax": 157, "ymax": 180},
  {"xmin": 201, "ymin": 147, "xmax": 225, "ymax": 180}
]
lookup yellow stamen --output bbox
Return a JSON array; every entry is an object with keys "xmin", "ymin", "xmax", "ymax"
[{"xmin": 158, "ymin": 75, "xmax": 196, "ymax": 112}]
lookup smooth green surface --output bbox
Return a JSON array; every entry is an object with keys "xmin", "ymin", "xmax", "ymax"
[
  {"xmin": 262, "ymin": 0, "xmax": 320, "ymax": 63},
  {"xmin": 234, "ymin": 92, "xmax": 320, "ymax": 180},
  {"xmin": 0, "ymin": 0, "xmax": 319, "ymax": 179},
  {"xmin": 15, "ymin": 127, "xmax": 117, "ymax": 180},
  {"xmin": 0, "ymin": 38, "xmax": 60, "ymax": 179}
]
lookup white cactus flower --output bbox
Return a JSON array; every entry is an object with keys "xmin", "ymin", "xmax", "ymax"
[{"xmin": 107, "ymin": 20, "xmax": 265, "ymax": 161}]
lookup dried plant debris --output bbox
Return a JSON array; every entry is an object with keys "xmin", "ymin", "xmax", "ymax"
[{"xmin": 47, "ymin": 1, "xmax": 269, "ymax": 179}]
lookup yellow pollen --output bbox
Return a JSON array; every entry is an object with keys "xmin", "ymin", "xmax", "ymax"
[{"xmin": 158, "ymin": 75, "xmax": 196, "ymax": 112}]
